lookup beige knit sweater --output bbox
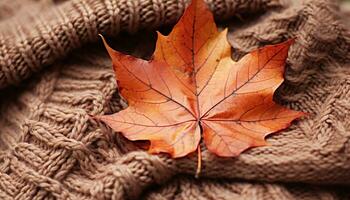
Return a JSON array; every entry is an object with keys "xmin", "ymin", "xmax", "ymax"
[{"xmin": 0, "ymin": 0, "xmax": 349, "ymax": 199}]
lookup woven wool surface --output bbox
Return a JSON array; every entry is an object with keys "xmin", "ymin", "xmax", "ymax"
[{"xmin": 0, "ymin": 0, "xmax": 349, "ymax": 199}]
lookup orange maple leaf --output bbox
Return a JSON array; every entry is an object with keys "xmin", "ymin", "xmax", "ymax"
[{"xmin": 97, "ymin": 0, "xmax": 305, "ymax": 164}]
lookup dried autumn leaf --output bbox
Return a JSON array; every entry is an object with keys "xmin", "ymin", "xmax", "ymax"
[{"xmin": 97, "ymin": 0, "xmax": 305, "ymax": 159}]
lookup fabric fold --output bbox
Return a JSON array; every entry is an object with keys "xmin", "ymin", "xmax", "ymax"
[{"xmin": 0, "ymin": 0, "xmax": 282, "ymax": 90}]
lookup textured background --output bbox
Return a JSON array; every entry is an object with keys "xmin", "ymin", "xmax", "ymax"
[{"xmin": 0, "ymin": 0, "xmax": 349, "ymax": 199}]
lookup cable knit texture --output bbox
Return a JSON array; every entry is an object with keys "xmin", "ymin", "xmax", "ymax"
[{"xmin": 0, "ymin": 0, "xmax": 349, "ymax": 199}]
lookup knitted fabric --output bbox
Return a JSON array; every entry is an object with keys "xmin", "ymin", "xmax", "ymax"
[{"xmin": 0, "ymin": 0, "xmax": 349, "ymax": 199}]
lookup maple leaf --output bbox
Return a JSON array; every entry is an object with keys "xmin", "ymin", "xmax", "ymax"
[{"xmin": 97, "ymin": 0, "xmax": 305, "ymax": 161}]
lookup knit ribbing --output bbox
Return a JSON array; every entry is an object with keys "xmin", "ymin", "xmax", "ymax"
[{"xmin": 0, "ymin": 0, "xmax": 281, "ymax": 89}]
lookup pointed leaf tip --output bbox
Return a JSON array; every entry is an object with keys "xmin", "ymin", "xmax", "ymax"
[{"xmin": 99, "ymin": 34, "xmax": 126, "ymax": 68}]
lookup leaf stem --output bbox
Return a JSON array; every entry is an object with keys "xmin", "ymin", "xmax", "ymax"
[{"xmin": 195, "ymin": 145, "xmax": 201, "ymax": 178}]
